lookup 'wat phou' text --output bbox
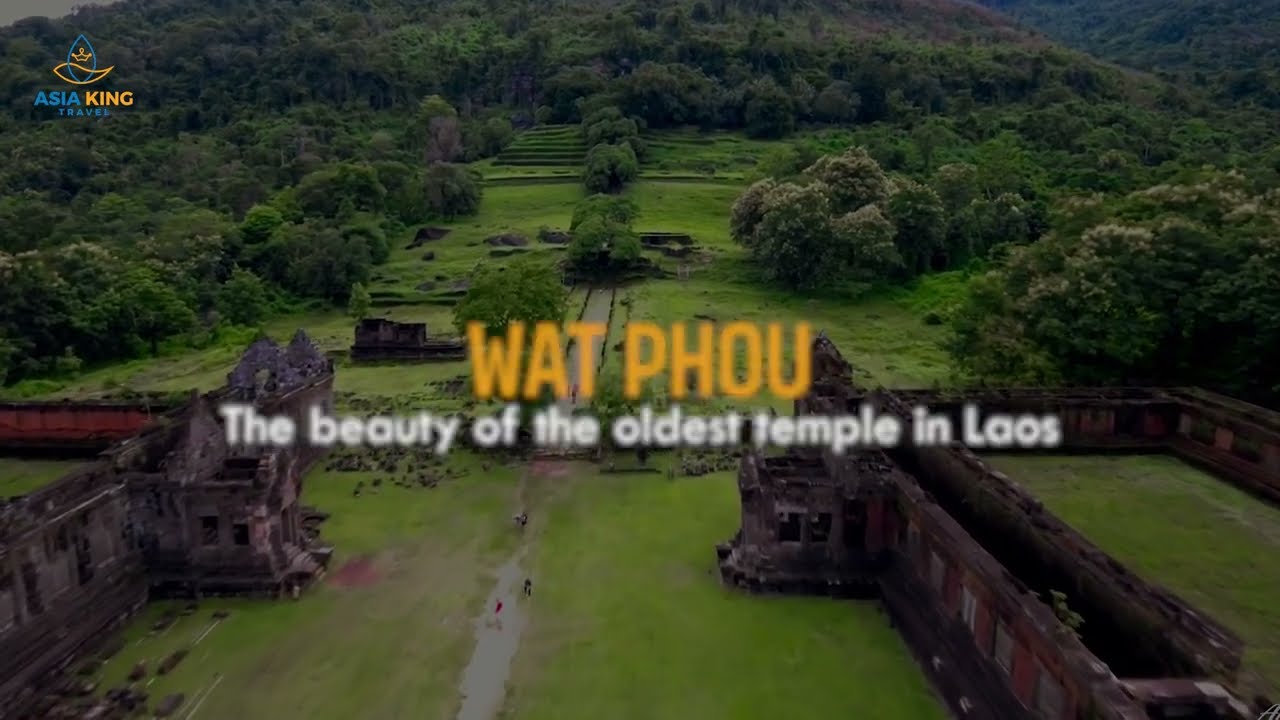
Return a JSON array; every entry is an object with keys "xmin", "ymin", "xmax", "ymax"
[{"xmin": 465, "ymin": 321, "xmax": 811, "ymax": 401}]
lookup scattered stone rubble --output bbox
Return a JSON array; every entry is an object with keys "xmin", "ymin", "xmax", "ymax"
[
  {"xmin": 322, "ymin": 446, "xmax": 466, "ymax": 491},
  {"xmin": 679, "ymin": 448, "xmax": 740, "ymax": 476}
]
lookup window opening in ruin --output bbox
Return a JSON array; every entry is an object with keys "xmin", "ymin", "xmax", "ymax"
[
  {"xmin": 1033, "ymin": 662, "xmax": 1064, "ymax": 719},
  {"xmin": 0, "ymin": 572, "xmax": 14, "ymax": 629},
  {"xmin": 843, "ymin": 499, "xmax": 866, "ymax": 549},
  {"xmin": 960, "ymin": 585, "xmax": 978, "ymax": 634},
  {"xmin": 1233, "ymin": 435, "xmax": 1261, "ymax": 462},
  {"xmin": 280, "ymin": 508, "xmax": 292, "ymax": 543},
  {"xmin": 778, "ymin": 512, "xmax": 802, "ymax": 543},
  {"xmin": 55, "ymin": 526, "xmax": 70, "ymax": 552},
  {"xmin": 20, "ymin": 562, "xmax": 43, "ymax": 616},
  {"xmin": 993, "ymin": 620, "xmax": 1014, "ymax": 674},
  {"xmin": 929, "ymin": 551, "xmax": 945, "ymax": 593},
  {"xmin": 233, "ymin": 523, "xmax": 250, "ymax": 546},
  {"xmin": 74, "ymin": 533, "xmax": 94, "ymax": 585},
  {"xmin": 1189, "ymin": 418, "xmax": 1215, "ymax": 445},
  {"xmin": 809, "ymin": 513, "xmax": 832, "ymax": 543},
  {"xmin": 200, "ymin": 516, "xmax": 220, "ymax": 546}
]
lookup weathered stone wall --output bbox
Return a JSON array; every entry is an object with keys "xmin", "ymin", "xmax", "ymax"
[
  {"xmin": 1166, "ymin": 388, "xmax": 1280, "ymax": 504},
  {"xmin": 888, "ymin": 387, "xmax": 1280, "ymax": 503},
  {"xmin": 0, "ymin": 331, "xmax": 335, "ymax": 718},
  {"xmin": 866, "ymin": 390, "xmax": 1244, "ymax": 683},
  {"xmin": 0, "ymin": 466, "xmax": 147, "ymax": 718},
  {"xmin": 785, "ymin": 335, "xmax": 1250, "ymax": 718},
  {"xmin": 882, "ymin": 473, "xmax": 1150, "ymax": 720}
]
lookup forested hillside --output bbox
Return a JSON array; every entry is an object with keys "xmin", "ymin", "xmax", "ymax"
[
  {"xmin": 0, "ymin": 0, "xmax": 1278, "ymax": 402},
  {"xmin": 976, "ymin": 0, "xmax": 1280, "ymax": 107}
]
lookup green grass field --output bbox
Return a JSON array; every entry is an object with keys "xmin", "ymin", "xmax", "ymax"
[
  {"xmin": 503, "ymin": 466, "xmax": 946, "ymax": 720},
  {"xmin": 986, "ymin": 454, "xmax": 1280, "ymax": 699},
  {"xmin": 0, "ymin": 457, "xmax": 88, "ymax": 497},
  {"xmin": 91, "ymin": 454, "xmax": 946, "ymax": 720}
]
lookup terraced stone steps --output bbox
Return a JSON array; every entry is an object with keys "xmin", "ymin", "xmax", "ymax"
[{"xmin": 494, "ymin": 125, "xmax": 587, "ymax": 167}]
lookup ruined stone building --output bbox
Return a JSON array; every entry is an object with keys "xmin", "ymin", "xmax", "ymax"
[
  {"xmin": 718, "ymin": 335, "xmax": 1273, "ymax": 720},
  {"xmin": 0, "ymin": 331, "xmax": 335, "ymax": 718},
  {"xmin": 349, "ymin": 318, "xmax": 465, "ymax": 362}
]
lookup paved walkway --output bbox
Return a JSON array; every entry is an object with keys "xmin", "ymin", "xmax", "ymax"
[{"xmin": 559, "ymin": 288, "xmax": 614, "ymax": 415}]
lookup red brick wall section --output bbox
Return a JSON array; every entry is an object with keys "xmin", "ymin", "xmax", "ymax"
[
  {"xmin": 1143, "ymin": 411, "xmax": 1167, "ymax": 437},
  {"xmin": 0, "ymin": 404, "xmax": 157, "ymax": 444}
]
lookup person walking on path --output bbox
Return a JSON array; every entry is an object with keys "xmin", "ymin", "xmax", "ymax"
[{"xmin": 523, "ymin": 578, "xmax": 532, "ymax": 597}]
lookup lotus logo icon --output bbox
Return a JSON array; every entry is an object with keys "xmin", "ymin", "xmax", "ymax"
[
  {"xmin": 53, "ymin": 34, "xmax": 114, "ymax": 85},
  {"xmin": 1259, "ymin": 704, "xmax": 1280, "ymax": 720}
]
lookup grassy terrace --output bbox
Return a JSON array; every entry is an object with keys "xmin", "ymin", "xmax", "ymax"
[
  {"xmin": 987, "ymin": 454, "xmax": 1280, "ymax": 699},
  {"xmin": 478, "ymin": 126, "xmax": 764, "ymax": 185},
  {"xmin": 492, "ymin": 125, "xmax": 587, "ymax": 167}
]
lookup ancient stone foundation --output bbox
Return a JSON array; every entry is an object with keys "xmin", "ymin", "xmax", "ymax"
[
  {"xmin": 718, "ymin": 335, "xmax": 1261, "ymax": 720},
  {"xmin": 349, "ymin": 318, "xmax": 465, "ymax": 362},
  {"xmin": 0, "ymin": 331, "xmax": 337, "ymax": 719}
]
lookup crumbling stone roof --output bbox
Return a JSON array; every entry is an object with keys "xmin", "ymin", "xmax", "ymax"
[
  {"xmin": 228, "ymin": 331, "xmax": 331, "ymax": 400},
  {"xmin": 285, "ymin": 329, "xmax": 329, "ymax": 377}
]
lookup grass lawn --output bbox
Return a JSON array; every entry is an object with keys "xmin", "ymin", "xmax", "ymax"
[
  {"xmin": 503, "ymin": 464, "xmax": 946, "ymax": 720},
  {"xmin": 0, "ymin": 457, "xmax": 88, "ymax": 497},
  {"xmin": 91, "ymin": 455, "xmax": 944, "ymax": 720},
  {"xmin": 94, "ymin": 452, "xmax": 524, "ymax": 719},
  {"xmin": 986, "ymin": 454, "xmax": 1280, "ymax": 699},
  {"xmin": 619, "ymin": 275, "xmax": 951, "ymax": 403}
]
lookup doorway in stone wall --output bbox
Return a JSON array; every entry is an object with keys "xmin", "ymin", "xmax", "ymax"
[{"xmin": 843, "ymin": 498, "xmax": 867, "ymax": 550}]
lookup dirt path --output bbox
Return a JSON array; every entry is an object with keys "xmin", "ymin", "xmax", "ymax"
[
  {"xmin": 455, "ymin": 457, "xmax": 534, "ymax": 720},
  {"xmin": 453, "ymin": 287, "xmax": 618, "ymax": 720},
  {"xmin": 454, "ymin": 546, "xmax": 529, "ymax": 720}
]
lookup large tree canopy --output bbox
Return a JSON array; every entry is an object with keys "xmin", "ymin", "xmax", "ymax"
[
  {"xmin": 454, "ymin": 257, "xmax": 570, "ymax": 336},
  {"xmin": 949, "ymin": 169, "xmax": 1280, "ymax": 404}
]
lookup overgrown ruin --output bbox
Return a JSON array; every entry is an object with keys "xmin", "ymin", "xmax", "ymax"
[
  {"xmin": 349, "ymin": 318, "xmax": 466, "ymax": 362},
  {"xmin": 0, "ymin": 331, "xmax": 335, "ymax": 718},
  {"xmin": 1, "ymin": 327, "xmax": 1276, "ymax": 719},
  {"xmin": 717, "ymin": 335, "xmax": 1272, "ymax": 720}
]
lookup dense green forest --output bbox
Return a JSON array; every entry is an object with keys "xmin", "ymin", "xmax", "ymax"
[
  {"xmin": 976, "ymin": 0, "xmax": 1280, "ymax": 108},
  {"xmin": 0, "ymin": 0, "xmax": 1277, "ymax": 403}
]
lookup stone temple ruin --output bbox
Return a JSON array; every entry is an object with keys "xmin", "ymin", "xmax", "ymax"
[
  {"xmin": 718, "ymin": 335, "xmax": 1278, "ymax": 720},
  {"xmin": 0, "ymin": 331, "xmax": 335, "ymax": 718},
  {"xmin": 348, "ymin": 318, "xmax": 466, "ymax": 362},
  {"xmin": 1, "ymin": 324, "xmax": 1277, "ymax": 719}
]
